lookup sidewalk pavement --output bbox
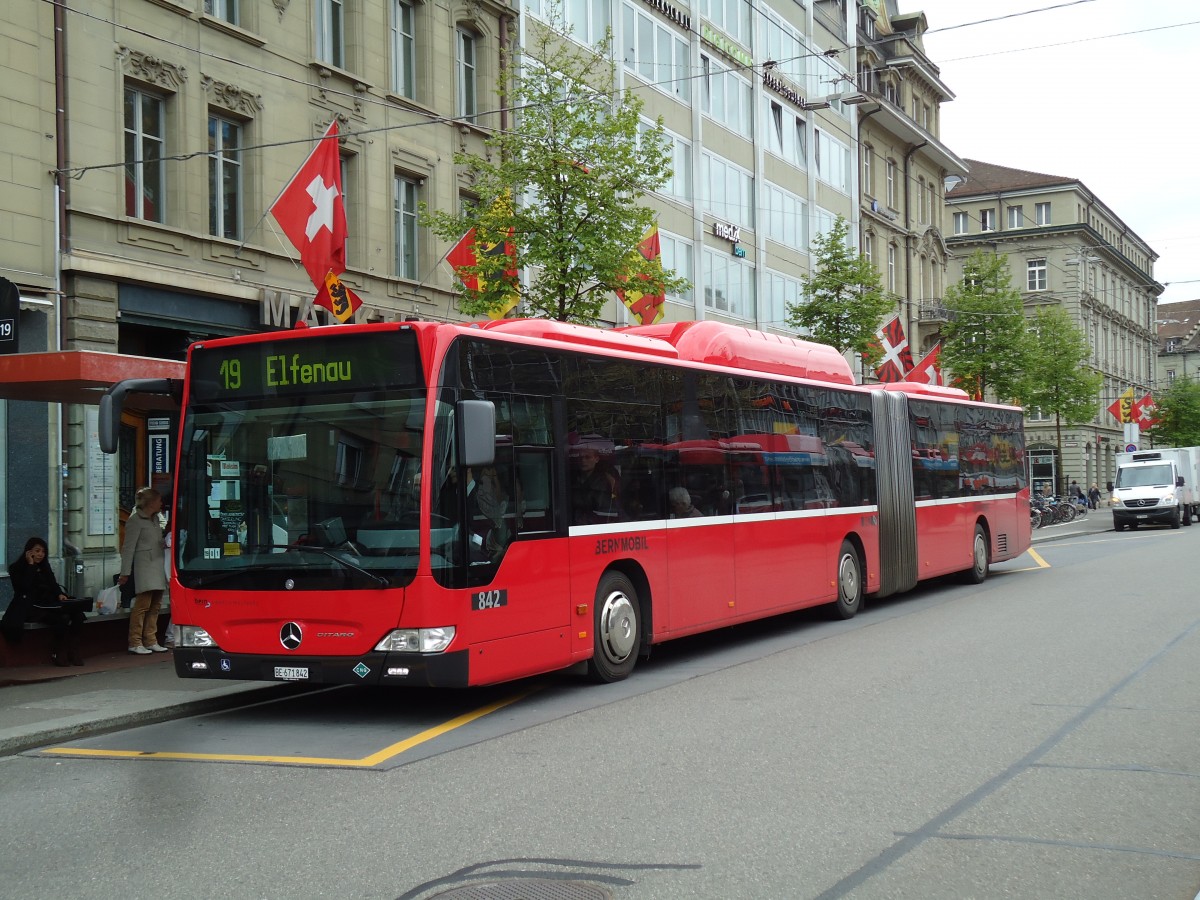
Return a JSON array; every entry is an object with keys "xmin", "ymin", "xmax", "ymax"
[
  {"xmin": 0, "ymin": 507, "xmax": 1117, "ymax": 758},
  {"xmin": 0, "ymin": 648, "xmax": 288, "ymax": 757},
  {"xmin": 1031, "ymin": 507, "xmax": 1114, "ymax": 543}
]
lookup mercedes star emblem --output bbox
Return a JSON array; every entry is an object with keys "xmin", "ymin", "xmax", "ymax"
[{"xmin": 280, "ymin": 622, "xmax": 303, "ymax": 650}]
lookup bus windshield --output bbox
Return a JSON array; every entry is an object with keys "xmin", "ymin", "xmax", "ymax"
[{"xmin": 174, "ymin": 330, "xmax": 429, "ymax": 590}]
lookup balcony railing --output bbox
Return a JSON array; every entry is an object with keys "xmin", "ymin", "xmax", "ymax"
[{"xmin": 919, "ymin": 300, "xmax": 955, "ymax": 323}]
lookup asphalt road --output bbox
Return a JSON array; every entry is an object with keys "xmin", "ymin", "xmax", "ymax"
[{"xmin": 1, "ymin": 525, "xmax": 1197, "ymax": 900}]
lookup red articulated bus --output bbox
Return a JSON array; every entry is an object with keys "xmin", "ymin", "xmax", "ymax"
[{"xmin": 100, "ymin": 318, "xmax": 1030, "ymax": 687}]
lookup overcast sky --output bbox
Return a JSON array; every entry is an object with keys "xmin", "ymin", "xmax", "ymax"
[{"xmin": 906, "ymin": 0, "xmax": 1198, "ymax": 305}]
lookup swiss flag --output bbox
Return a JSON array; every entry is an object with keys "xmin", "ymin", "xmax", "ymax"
[
  {"xmin": 905, "ymin": 343, "xmax": 944, "ymax": 386},
  {"xmin": 270, "ymin": 121, "xmax": 361, "ymax": 322},
  {"xmin": 1131, "ymin": 392, "xmax": 1160, "ymax": 429},
  {"xmin": 870, "ymin": 316, "xmax": 914, "ymax": 382}
]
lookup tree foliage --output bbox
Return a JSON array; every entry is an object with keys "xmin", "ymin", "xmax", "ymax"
[
  {"xmin": 420, "ymin": 16, "xmax": 689, "ymax": 323},
  {"xmin": 939, "ymin": 250, "xmax": 1028, "ymax": 402},
  {"xmin": 1020, "ymin": 307, "xmax": 1102, "ymax": 423},
  {"xmin": 1146, "ymin": 377, "xmax": 1200, "ymax": 447},
  {"xmin": 786, "ymin": 217, "xmax": 892, "ymax": 363},
  {"xmin": 1021, "ymin": 307, "xmax": 1103, "ymax": 492}
]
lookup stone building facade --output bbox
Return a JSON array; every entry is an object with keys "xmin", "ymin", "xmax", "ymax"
[{"xmin": 945, "ymin": 159, "xmax": 1162, "ymax": 494}]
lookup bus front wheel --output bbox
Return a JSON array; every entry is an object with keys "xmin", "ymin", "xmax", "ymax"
[
  {"xmin": 828, "ymin": 541, "xmax": 863, "ymax": 620},
  {"xmin": 587, "ymin": 571, "xmax": 641, "ymax": 683}
]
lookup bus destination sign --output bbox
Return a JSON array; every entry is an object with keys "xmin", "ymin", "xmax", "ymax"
[{"xmin": 189, "ymin": 331, "xmax": 422, "ymax": 402}]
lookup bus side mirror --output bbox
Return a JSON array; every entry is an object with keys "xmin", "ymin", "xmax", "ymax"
[
  {"xmin": 457, "ymin": 399, "xmax": 495, "ymax": 468},
  {"xmin": 98, "ymin": 378, "xmax": 180, "ymax": 453}
]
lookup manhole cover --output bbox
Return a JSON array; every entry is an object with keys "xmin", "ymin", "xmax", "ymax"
[{"xmin": 431, "ymin": 878, "xmax": 612, "ymax": 900}]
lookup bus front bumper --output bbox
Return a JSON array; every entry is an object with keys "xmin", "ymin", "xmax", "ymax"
[{"xmin": 173, "ymin": 647, "xmax": 470, "ymax": 687}]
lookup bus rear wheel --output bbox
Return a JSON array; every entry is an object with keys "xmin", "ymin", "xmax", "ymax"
[
  {"xmin": 587, "ymin": 571, "xmax": 640, "ymax": 683},
  {"xmin": 828, "ymin": 541, "xmax": 862, "ymax": 620},
  {"xmin": 963, "ymin": 524, "xmax": 989, "ymax": 584}
]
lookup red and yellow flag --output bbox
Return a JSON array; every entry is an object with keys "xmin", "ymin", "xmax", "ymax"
[
  {"xmin": 617, "ymin": 224, "xmax": 666, "ymax": 326},
  {"xmin": 448, "ymin": 194, "xmax": 520, "ymax": 320}
]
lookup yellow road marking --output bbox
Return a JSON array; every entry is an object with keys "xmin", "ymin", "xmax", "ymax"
[{"xmin": 41, "ymin": 688, "xmax": 534, "ymax": 768}]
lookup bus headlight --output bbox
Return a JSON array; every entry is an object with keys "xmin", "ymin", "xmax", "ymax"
[
  {"xmin": 375, "ymin": 627, "xmax": 456, "ymax": 654},
  {"xmin": 179, "ymin": 625, "xmax": 217, "ymax": 648}
]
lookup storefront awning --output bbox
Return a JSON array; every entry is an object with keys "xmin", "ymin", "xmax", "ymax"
[{"xmin": 0, "ymin": 351, "xmax": 185, "ymax": 407}]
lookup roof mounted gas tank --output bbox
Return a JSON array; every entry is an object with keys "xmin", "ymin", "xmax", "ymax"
[{"xmin": 620, "ymin": 320, "xmax": 854, "ymax": 384}]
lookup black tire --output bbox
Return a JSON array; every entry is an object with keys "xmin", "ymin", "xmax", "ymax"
[
  {"xmin": 827, "ymin": 541, "xmax": 863, "ymax": 620},
  {"xmin": 1114, "ymin": 521, "xmax": 1125, "ymax": 532},
  {"xmin": 1171, "ymin": 509, "xmax": 1181, "ymax": 529},
  {"xmin": 962, "ymin": 524, "xmax": 989, "ymax": 584},
  {"xmin": 586, "ymin": 571, "xmax": 641, "ymax": 683},
  {"xmin": 1183, "ymin": 508, "xmax": 1192, "ymax": 527}
]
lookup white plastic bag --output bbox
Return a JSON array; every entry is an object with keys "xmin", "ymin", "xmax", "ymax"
[{"xmin": 95, "ymin": 584, "xmax": 121, "ymax": 615}]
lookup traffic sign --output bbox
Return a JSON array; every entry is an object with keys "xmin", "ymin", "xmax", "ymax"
[{"xmin": 1125, "ymin": 443, "xmax": 1137, "ymax": 452}]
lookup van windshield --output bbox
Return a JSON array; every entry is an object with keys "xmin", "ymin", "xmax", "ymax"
[{"xmin": 1116, "ymin": 463, "xmax": 1174, "ymax": 488}]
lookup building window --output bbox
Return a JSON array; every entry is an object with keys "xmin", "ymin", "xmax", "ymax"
[
  {"xmin": 764, "ymin": 268, "xmax": 802, "ymax": 332},
  {"xmin": 814, "ymin": 128, "xmax": 849, "ymax": 193},
  {"xmin": 885, "ymin": 159, "xmax": 896, "ymax": 208},
  {"xmin": 861, "ymin": 144, "xmax": 873, "ymax": 195},
  {"xmin": 394, "ymin": 174, "xmax": 419, "ymax": 280},
  {"xmin": 208, "ymin": 114, "xmax": 242, "ymax": 240},
  {"xmin": 529, "ymin": 0, "xmax": 609, "ymax": 44},
  {"xmin": 392, "ymin": 0, "xmax": 416, "ymax": 99},
  {"xmin": 641, "ymin": 119, "xmax": 691, "ymax": 200},
  {"xmin": 702, "ymin": 151, "xmax": 754, "ymax": 229},
  {"xmin": 124, "ymin": 87, "xmax": 165, "ymax": 223},
  {"xmin": 316, "ymin": 0, "xmax": 345, "ymax": 68},
  {"xmin": 763, "ymin": 181, "xmax": 806, "ymax": 250},
  {"xmin": 1027, "ymin": 258, "xmax": 1047, "ymax": 291},
  {"xmin": 953, "ymin": 211, "xmax": 967, "ymax": 234},
  {"xmin": 457, "ymin": 28, "xmax": 477, "ymax": 120},
  {"xmin": 660, "ymin": 230, "xmax": 693, "ymax": 305},
  {"xmin": 887, "ymin": 243, "xmax": 896, "ymax": 293},
  {"xmin": 622, "ymin": 3, "xmax": 690, "ymax": 103},
  {"xmin": 699, "ymin": 0, "xmax": 750, "ymax": 44},
  {"xmin": 917, "ymin": 176, "xmax": 926, "ymax": 222},
  {"xmin": 204, "ymin": 0, "xmax": 238, "ymax": 25},
  {"xmin": 862, "ymin": 232, "xmax": 873, "ymax": 267},
  {"xmin": 1035, "ymin": 201, "xmax": 1051, "ymax": 225},
  {"xmin": 702, "ymin": 247, "xmax": 755, "ymax": 319},
  {"xmin": 1008, "ymin": 205, "xmax": 1024, "ymax": 228},
  {"xmin": 980, "ymin": 208, "xmax": 995, "ymax": 232},
  {"xmin": 701, "ymin": 55, "xmax": 752, "ymax": 138}
]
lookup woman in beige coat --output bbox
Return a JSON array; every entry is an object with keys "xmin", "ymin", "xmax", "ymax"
[{"xmin": 119, "ymin": 487, "xmax": 169, "ymax": 654}]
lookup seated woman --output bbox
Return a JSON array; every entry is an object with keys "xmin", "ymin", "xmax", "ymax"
[{"xmin": 1, "ymin": 537, "xmax": 86, "ymax": 666}]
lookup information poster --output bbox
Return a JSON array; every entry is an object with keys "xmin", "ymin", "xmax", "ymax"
[{"xmin": 85, "ymin": 407, "xmax": 116, "ymax": 535}]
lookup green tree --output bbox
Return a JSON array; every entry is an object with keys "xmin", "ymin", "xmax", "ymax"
[
  {"xmin": 786, "ymin": 216, "xmax": 892, "ymax": 365},
  {"xmin": 940, "ymin": 250, "xmax": 1028, "ymax": 402},
  {"xmin": 1021, "ymin": 307, "xmax": 1103, "ymax": 493},
  {"xmin": 421, "ymin": 16, "xmax": 688, "ymax": 323},
  {"xmin": 1146, "ymin": 377, "xmax": 1200, "ymax": 447}
]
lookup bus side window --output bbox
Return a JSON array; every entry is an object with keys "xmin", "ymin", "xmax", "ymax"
[{"xmin": 515, "ymin": 449, "xmax": 555, "ymax": 534}]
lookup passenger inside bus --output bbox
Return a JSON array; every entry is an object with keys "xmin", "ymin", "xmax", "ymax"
[
  {"xmin": 570, "ymin": 444, "xmax": 620, "ymax": 525},
  {"xmin": 668, "ymin": 486, "xmax": 702, "ymax": 518}
]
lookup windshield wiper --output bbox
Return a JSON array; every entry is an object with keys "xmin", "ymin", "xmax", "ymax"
[
  {"xmin": 275, "ymin": 544, "xmax": 390, "ymax": 588},
  {"xmin": 185, "ymin": 546, "xmax": 389, "ymax": 589},
  {"xmin": 186, "ymin": 561, "xmax": 295, "ymax": 588}
]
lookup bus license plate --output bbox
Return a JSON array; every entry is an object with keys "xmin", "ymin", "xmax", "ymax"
[{"xmin": 274, "ymin": 666, "xmax": 309, "ymax": 680}]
